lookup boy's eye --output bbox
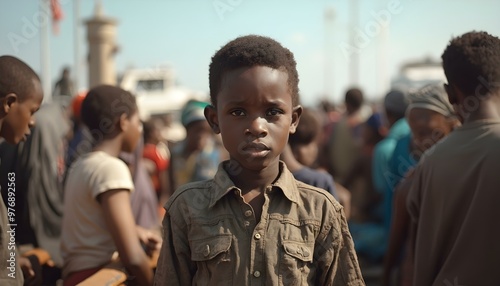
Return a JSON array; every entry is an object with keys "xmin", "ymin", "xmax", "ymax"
[
  {"xmin": 266, "ymin": 108, "xmax": 283, "ymax": 116},
  {"xmin": 230, "ymin": 110, "xmax": 245, "ymax": 116}
]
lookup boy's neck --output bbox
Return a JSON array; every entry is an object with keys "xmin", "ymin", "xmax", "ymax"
[
  {"xmin": 225, "ymin": 160, "xmax": 281, "ymax": 194},
  {"xmin": 93, "ymin": 137, "xmax": 123, "ymax": 157},
  {"xmin": 461, "ymin": 95, "xmax": 500, "ymax": 124}
]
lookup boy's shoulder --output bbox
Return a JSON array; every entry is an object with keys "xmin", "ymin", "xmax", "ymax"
[
  {"xmin": 73, "ymin": 151, "xmax": 123, "ymax": 169},
  {"xmin": 293, "ymin": 179, "xmax": 343, "ymax": 213},
  {"xmin": 68, "ymin": 151, "xmax": 130, "ymax": 181},
  {"xmin": 165, "ymin": 179, "xmax": 214, "ymax": 210}
]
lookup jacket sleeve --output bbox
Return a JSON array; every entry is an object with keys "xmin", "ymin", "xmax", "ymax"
[
  {"xmin": 315, "ymin": 205, "xmax": 365, "ymax": 286},
  {"xmin": 154, "ymin": 205, "xmax": 195, "ymax": 286}
]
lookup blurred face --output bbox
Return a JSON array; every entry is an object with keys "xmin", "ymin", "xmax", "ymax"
[
  {"xmin": 291, "ymin": 142, "xmax": 318, "ymax": 167},
  {"xmin": 206, "ymin": 66, "xmax": 301, "ymax": 172},
  {"xmin": 0, "ymin": 80, "xmax": 43, "ymax": 144},
  {"xmin": 408, "ymin": 108, "xmax": 453, "ymax": 153},
  {"xmin": 122, "ymin": 109, "xmax": 142, "ymax": 153},
  {"xmin": 185, "ymin": 120, "xmax": 213, "ymax": 152}
]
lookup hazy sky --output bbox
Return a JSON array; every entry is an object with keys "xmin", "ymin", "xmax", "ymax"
[{"xmin": 1, "ymin": 0, "xmax": 500, "ymax": 106}]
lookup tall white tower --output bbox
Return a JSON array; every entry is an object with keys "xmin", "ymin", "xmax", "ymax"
[
  {"xmin": 85, "ymin": 2, "xmax": 118, "ymax": 88},
  {"xmin": 324, "ymin": 7, "xmax": 335, "ymax": 101}
]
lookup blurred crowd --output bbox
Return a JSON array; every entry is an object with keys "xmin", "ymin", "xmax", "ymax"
[{"xmin": 1, "ymin": 30, "xmax": 500, "ymax": 286}]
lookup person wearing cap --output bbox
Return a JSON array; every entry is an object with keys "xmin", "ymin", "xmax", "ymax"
[
  {"xmin": 389, "ymin": 84, "xmax": 459, "ymax": 189},
  {"xmin": 170, "ymin": 100, "xmax": 224, "ymax": 189},
  {"xmin": 382, "ymin": 84, "xmax": 459, "ymax": 286}
]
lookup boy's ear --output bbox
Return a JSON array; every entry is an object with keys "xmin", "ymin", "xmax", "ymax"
[
  {"xmin": 1, "ymin": 93, "xmax": 18, "ymax": 115},
  {"xmin": 118, "ymin": 113, "xmax": 129, "ymax": 132},
  {"xmin": 444, "ymin": 83, "xmax": 456, "ymax": 105},
  {"xmin": 289, "ymin": 105, "xmax": 303, "ymax": 134},
  {"xmin": 444, "ymin": 83, "xmax": 464, "ymax": 105},
  {"xmin": 204, "ymin": 105, "xmax": 220, "ymax": 134}
]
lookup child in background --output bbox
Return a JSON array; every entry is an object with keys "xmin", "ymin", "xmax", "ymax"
[
  {"xmin": 170, "ymin": 100, "xmax": 222, "ymax": 189},
  {"xmin": 61, "ymin": 85, "xmax": 161, "ymax": 285},
  {"xmin": 283, "ymin": 107, "xmax": 337, "ymax": 198},
  {"xmin": 154, "ymin": 35, "xmax": 364, "ymax": 285},
  {"xmin": 0, "ymin": 55, "xmax": 44, "ymax": 285},
  {"xmin": 142, "ymin": 119, "xmax": 171, "ymax": 207}
]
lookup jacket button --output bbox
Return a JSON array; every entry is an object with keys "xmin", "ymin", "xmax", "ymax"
[
  {"xmin": 203, "ymin": 245, "xmax": 210, "ymax": 257},
  {"xmin": 253, "ymin": 271, "xmax": 261, "ymax": 278},
  {"xmin": 254, "ymin": 233, "xmax": 261, "ymax": 240}
]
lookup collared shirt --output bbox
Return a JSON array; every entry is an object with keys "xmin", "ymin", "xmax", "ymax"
[{"xmin": 154, "ymin": 161, "xmax": 364, "ymax": 286}]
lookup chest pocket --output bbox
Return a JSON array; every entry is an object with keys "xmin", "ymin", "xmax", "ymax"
[
  {"xmin": 279, "ymin": 240, "xmax": 315, "ymax": 286},
  {"xmin": 190, "ymin": 234, "xmax": 233, "ymax": 286}
]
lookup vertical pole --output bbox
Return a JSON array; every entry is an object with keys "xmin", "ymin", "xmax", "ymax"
[
  {"xmin": 73, "ymin": 0, "xmax": 81, "ymax": 94},
  {"xmin": 324, "ymin": 7, "xmax": 335, "ymax": 102},
  {"xmin": 349, "ymin": 0, "xmax": 359, "ymax": 86},
  {"xmin": 378, "ymin": 25, "xmax": 390, "ymax": 96},
  {"xmin": 40, "ymin": 0, "xmax": 52, "ymax": 102}
]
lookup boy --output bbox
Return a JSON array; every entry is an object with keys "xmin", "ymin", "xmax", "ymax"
[
  {"xmin": 283, "ymin": 107, "xmax": 337, "ymax": 198},
  {"xmin": 154, "ymin": 35, "xmax": 364, "ymax": 285},
  {"xmin": 0, "ymin": 55, "xmax": 44, "ymax": 285},
  {"xmin": 407, "ymin": 31, "xmax": 500, "ymax": 285},
  {"xmin": 170, "ymin": 99, "xmax": 222, "ymax": 189},
  {"xmin": 61, "ymin": 85, "xmax": 161, "ymax": 285}
]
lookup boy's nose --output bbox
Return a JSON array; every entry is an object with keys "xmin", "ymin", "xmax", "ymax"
[{"xmin": 246, "ymin": 116, "xmax": 268, "ymax": 137}]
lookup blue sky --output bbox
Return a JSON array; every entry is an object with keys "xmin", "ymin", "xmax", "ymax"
[{"xmin": 1, "ymin": 0, "xmax": 500, "ymax": 106}]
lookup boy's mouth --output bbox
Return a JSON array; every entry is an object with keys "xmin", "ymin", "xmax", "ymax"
[{"xmin": 242, "ymin": 142, "xmax": 270, "ymax": 157}]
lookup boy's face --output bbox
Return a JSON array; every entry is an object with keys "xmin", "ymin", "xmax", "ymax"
[
  {"xmin": 0, "ymin": 80, "xmax": 43, "ymax": 144},
  {"xmin": 206, "ymin": 66, "xmax": 301, "ymax": 172},
  {"xmin": 185, "ymin": 120, "xmax": 213, "ymax": 152},
  {"xmin": 408, "ymin": 107, "xmax": 453, "ymax": 153},
  {"xmin": 122, "ymin": 109, "xmax": 143, "ymax": 153}
]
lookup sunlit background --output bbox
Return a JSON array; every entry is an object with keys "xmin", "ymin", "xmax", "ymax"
[{"xmin": 1, "ymin": 0, "xmax": 500, "ymax": 106}]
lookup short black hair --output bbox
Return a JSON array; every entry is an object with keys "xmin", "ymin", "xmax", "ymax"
[
  {"xmin": 0, "ymin": 55, "xmax": 40, "ymax": 101},
  {"xmin": 442, "ymin": 31, "xmax": 500, "ymax": 96},
  {"xmin": 81, "ymin": 85, "xmax": 137, "ymax": 140},
  {"xmin": 345, "ymin": 88, "xmax": 364, "ymax": 111},
  {"xmin": 288, "ymin": 108, "xmax": 320, "ymax": 146},
  {"xmin": 209, "ymin": 35, "xmax": 299, "ymax": 106},
  {"xmin": 142, "ymin": 119, "xmax": 157, "ymax": 142}
]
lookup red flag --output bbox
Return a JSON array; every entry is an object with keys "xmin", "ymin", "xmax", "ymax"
[{"xmin": 51, "ymin": 0, "xmax": 63, "ymax": 34}]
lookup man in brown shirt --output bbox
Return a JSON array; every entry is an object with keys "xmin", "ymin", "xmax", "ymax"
[
  {"xmin": 407, "ymin": 31, "xmax": 500, "ymax": 286},
  {"xmin": 154, "ymin": 35, "xmax": 364, "ymax": 286}
]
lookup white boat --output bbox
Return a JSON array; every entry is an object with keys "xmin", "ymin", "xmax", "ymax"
[{"xmin": 119, "ymin": 66, "xmax": 207, "ymax": 120}]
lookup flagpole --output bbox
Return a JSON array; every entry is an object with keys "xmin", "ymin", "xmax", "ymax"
[
  {"xmin": 73, "ymin": 0, "xmax": 81, "ymax": 93},
  {"xmin": 41, "ymin": 0, "xmax": 52, "ymax": 102}
]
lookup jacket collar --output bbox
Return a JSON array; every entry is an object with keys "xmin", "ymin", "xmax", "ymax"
[{"xmin": 209, "ymin": 161, "xmax": 299, "ymax": 208}]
